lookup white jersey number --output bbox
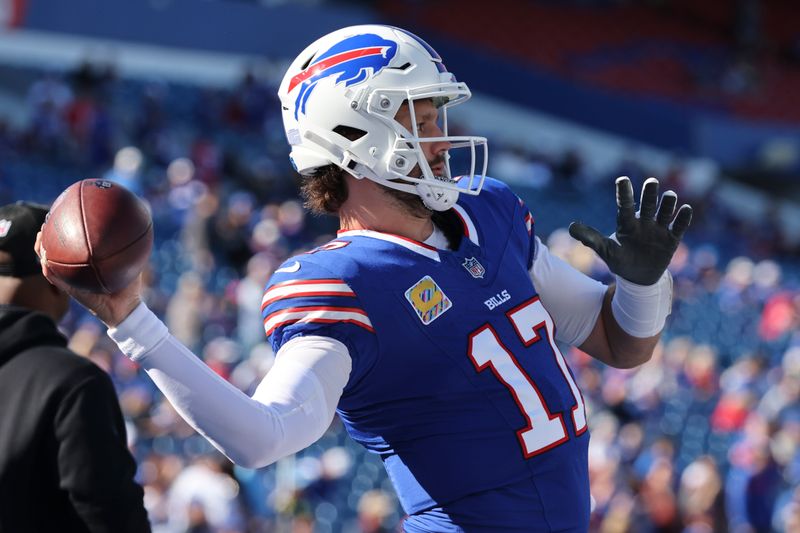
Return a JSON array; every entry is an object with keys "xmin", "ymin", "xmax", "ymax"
[{"xmin": 468, "ymin": 297, "xmax": 587, "ymax": 457}]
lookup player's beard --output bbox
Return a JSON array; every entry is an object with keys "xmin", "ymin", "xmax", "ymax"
[
  {"xmin": 381, "ymin": 186, "xmax": 430, "ymax": 218},
  {"xmin": 382, "ymin": 154, "xmax": 447, "ymax": 219}
]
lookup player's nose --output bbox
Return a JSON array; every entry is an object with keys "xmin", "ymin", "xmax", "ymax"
[
  {"xmin": 429, "ymin": 125, "xmax": 451, "ymax": 152},
  {"xmin": 430, "ymin": 139, "xmax": 451, "ymax": 156}
]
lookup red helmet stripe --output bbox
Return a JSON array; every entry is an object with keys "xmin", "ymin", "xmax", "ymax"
[{"xmin": 288, "ymin": 46, "xmax": 388, "ymax": 92}]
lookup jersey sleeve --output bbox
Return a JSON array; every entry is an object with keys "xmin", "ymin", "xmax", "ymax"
[
  {"xmin": 109, "ymin": 302, "xmax": 349, "ymax": 469},
  {"xmin": 515, "ymin": 195, "xmax": 536, "ymax": 270},
  {"xmin": 261, "ymin": 257, "xmax": 378, "ymax": 392},
  {"xmin": 529, "ymin": 236, "xmax": 607, "ymax": 346}
]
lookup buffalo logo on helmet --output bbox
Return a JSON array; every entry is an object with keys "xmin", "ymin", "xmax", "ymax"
[{"xmin": 288, "ymin": 33, "xmax": 398, "ymax": 119}]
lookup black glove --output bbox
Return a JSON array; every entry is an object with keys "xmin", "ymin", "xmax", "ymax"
[{"xmin": 568, "ymin": 177, "xmax": 692, "ymax": 286}]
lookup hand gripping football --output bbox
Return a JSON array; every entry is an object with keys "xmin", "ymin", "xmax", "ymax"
[{"xmin": 41, "ymin": 179, "xmax": 153, "ymax": 294}]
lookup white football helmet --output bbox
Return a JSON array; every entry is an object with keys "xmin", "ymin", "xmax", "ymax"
[{"xmin": 278, "ymin": 24, "xmax": 488, "ymax": 211}]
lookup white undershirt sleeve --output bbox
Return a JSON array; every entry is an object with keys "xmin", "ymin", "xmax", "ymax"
[
  {"xmin": 529, "ymin": 236, "xmax": 608, "ymax": 346},
  {"xmin": 108, "ymin": 302, "xmax": 351, "ymax": 468}
]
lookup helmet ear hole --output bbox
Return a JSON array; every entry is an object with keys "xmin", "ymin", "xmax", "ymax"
[
  {"xmin": 333, "ymin": 126, "xmax": 367, "ymax": 141},
  {"xmin": 388, "ymin": 62, "xmax": 412, "ymax": 71}
]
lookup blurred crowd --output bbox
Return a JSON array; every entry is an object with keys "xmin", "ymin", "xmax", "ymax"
[{"xmin": 0, "ymin": 60, "xmax": 798, "ymax": 533}]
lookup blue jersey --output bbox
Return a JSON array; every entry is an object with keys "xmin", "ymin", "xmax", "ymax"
[{"xmin": 262, "ymin": 178, "xmax": 590, "ymax": 531}]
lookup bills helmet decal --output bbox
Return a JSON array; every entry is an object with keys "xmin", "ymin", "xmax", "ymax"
[{"xmin": 288, "ymin": 33, "xmax": 397, "ymax": 119}]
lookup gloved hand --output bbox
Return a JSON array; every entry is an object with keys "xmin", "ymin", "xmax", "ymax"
[{"xmin": 568, "ymin": 177, "xmax": 692, "ymax": 286}]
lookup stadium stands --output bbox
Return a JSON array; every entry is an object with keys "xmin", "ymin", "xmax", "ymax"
[{"xmin": 380, "ymin": 0, "xmax": 800, "ymax": 123}]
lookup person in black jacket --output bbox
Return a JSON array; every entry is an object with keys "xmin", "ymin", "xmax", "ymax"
[{"xmin": 0, "ymin": 201, "xmax": 150, "ymax": 533}]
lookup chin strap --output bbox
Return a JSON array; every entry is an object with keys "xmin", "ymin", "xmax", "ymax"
[{"xmin": 416, "ymin": 181, "xmax": 460, "ymax": 211}]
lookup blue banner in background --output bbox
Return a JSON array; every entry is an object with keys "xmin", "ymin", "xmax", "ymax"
[{"xmin": 21, "ymin": 0, "xmax": 378, "ymax": 57}]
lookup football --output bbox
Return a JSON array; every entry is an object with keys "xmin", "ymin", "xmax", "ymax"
[{"xmin": 41, "ymin": 179, "xmax": 153, "ymax": 294}]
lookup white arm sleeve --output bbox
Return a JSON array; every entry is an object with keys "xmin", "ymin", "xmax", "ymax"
[
  {"xmin": 108, "ymin": 303, "xmax": 351, "ymax": 468},
  {"xmin": 529, "ymin": 236, "xmax": 607, "ymax": 346}
]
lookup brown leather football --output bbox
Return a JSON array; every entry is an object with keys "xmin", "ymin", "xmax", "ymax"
[{"xmin": 41, "ymin": 179, "xmax": 153, "ymax": 294}]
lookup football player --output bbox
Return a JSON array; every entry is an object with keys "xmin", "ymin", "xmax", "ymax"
[{"xmin": 38, "ymin": 25, "xmax": 691, "ymax": 532}]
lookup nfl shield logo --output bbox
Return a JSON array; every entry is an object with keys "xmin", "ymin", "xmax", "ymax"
[
  {"xmin": 94, "ymin": 180, "xmax": 113, "ymax": 189},
  {"xmin": 0, "ymin": 219, "xmax": 11, "ymax": 238},
  {"xmin": 462, "ymin": 257, "xmax": 485, "ymax": 279}
]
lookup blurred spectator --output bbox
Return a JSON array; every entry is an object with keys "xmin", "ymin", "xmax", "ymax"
[
  {"xmin": 105, "ymin": 146, "xmax": 145, "ymax": 196},
  {"xmin": 190, "ymin": 137, "xmax": 222, "ymax": 188},
  {"xmin": 208, "ymin": 191, "xmax": 256, "ymax": 273},
  {"xmin": 759, "ymin": 291, "xmax": 799, "ymax": 343},
  {"xmin": 635, "ymin": 458, "xmax": 681, "ymax": 532},
  {"xmin": 296, "ymin": 447, "xmax": 352, "ymax": 514},
  {"xmin": 678, "ymin": 456, "xmax": 726, "ymax": 532},
  {"xmin": 24, "ymin": 72, "xmax": 71, "ymax": 155},
  {"xmin": 235, "ymin": 252, "xmax": 275, "ymax": 353},
  {"xmin": 166, "ymin": 455, "xmax": 245, "ymax": 533},
  {"xmin": 224, "ymin": 70, "xmax": 273, "ymax": 132},
  {"xmin": 357, "ymin": 490, "xmax": 395, "ymax": 533},
  {"xmin": 166, "ymin": 272, "xmax": 212, "ymax": 350}
]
